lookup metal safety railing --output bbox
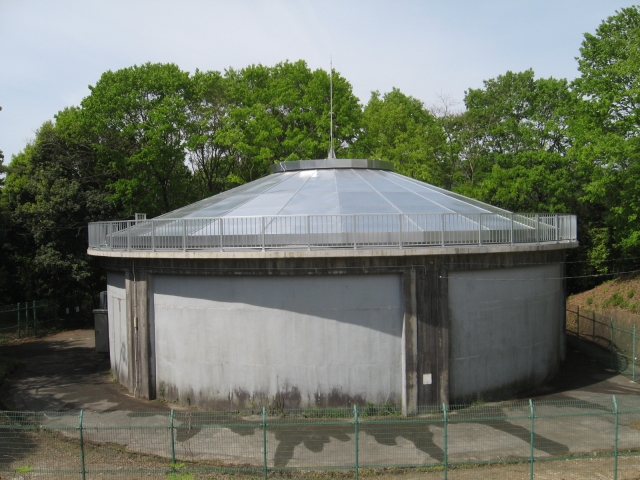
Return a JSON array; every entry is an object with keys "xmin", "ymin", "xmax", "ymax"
[
  {"xmin": 1, "ymin": 395, "xmax": 640, "ymax": 479},
  {"xmin": 88, "ymin": 212, "xmax": 577, "ymax": 252}
]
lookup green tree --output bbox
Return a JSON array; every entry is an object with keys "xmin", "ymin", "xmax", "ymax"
[
  {"xmin": 354, "ymin": 88, "xmax": 445, "ymax": 185},
  {"xmin": 456, "ymin": 70, "xmax": 578, "ymax": 213},
  {"xmin": 572, "ymin": 6, "xmax": 640, "ymax": 258},
  {"xmin": 186, "ymin": 70, "xmax": 238, "ymax": 197},
  {"xmin": 80, "ymin": 63, "xmax": 194, "ymax": 217},
  {"xmin": 220, "ymin": 61, "xmax": 362, "ymax": 182},
  {"xmin": 3, "ymin": 109, "xmax": 115, "ymax": 302}
]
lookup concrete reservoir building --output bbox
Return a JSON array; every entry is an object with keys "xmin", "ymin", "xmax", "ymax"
[{"xmin": 87, "ymin": 158, "xmax": 578, "ymax": 413}]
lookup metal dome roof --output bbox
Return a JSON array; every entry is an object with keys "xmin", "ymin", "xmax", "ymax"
[
  {"xmin": 88, "ymin": 159, "xmax": 577, "ymax": 253},
  {"xmin": 158, "ymin": 159, "xmax": 509, "ymax": 220}
]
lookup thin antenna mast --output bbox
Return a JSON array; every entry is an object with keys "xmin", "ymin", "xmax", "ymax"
[{"xmin": 328, "ymin": 57, "xmax": 336, "ymax": 159}]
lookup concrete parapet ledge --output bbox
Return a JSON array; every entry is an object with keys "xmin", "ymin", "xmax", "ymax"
[{"xmin": 87, "ymin": 240, "xmax": 578, "ymax": 260}]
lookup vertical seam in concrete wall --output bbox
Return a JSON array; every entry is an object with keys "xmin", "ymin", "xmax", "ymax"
[
  {"xmin": 402, "ymin": 269, "xmax": 418, "ymax": 415},
  {"xmin": 148, "ymin": 273, "xmax": 157, "ymax": 399},
  {"xmin": 440, "ymin": 263, "xmax": 450, "ymax": 405},
  {"xmin": 125, "ymin": 269, "xmax": 135, "ymax": 394}
]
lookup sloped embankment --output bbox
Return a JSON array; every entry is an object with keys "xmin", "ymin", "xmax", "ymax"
[{"xmin": 568, "ymin": 274, "xmax": 640, "ymax": 316}]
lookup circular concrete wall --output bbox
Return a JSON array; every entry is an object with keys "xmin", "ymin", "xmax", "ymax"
[{"xmin": 100, "ymin": 244, "xmax": 571, "ymax": 410}]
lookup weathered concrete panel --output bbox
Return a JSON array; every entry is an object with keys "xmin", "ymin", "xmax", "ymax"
[
  {"xmin": 448, "ymin": 264, "xmax": 564, "ymax": 402},
  {"xmin": 152, "ymin": 274, "xmax": 403, "ymax": 408},
  {"xmin": 106, "ymin": 271, "xmax": 128, "ymax": 387}
]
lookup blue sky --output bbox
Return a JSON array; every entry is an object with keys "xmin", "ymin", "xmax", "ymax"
[{"xmin": 0, "ymin": 0, "xmax": 636, "ymax": 161}]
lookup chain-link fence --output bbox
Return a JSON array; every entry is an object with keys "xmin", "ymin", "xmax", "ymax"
[
  {"xmin": 0, "ymin": 300, "xmax": 58, "ymax": 341},
  {"xmin": 2, "ymin": 395, "xmax": 640, "ymax": 479},
  {"xmin": 566, "ymin": 305, "xmax": 639, "ymax": 381}
]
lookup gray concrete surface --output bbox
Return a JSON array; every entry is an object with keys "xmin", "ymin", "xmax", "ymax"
[
  {"xmin": 449, "ymin": 264, "xmax": 565, "ymax": 401},
  {"xmin": 150, "ymin": 273, "xmax": 404, "ymax": 409}
]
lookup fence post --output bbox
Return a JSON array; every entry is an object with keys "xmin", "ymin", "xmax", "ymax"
[
  {"xmin": 307, "ymin": 215, "xmax": 311, "ymax": 251},
  {"xmin": 610, "ymin": 317, "xmax": 615, "ymax": 370},
  {"xmin": 79, "ymin": 410, "xmax": 86, "ymax": 480},
  {"xmin": 535, "ymin": 213, "xmax": 540, "ymax": 244},
  {"xmin": 478, "ymin": 214, "xmax": 482, "ymax": 246},
  {"xmin": 398, "ymin": 214, "xmax": 403, "ymax": 249},
  {"xmin": 151, "ymin": 221, "xmax": 155, "ymax": 252},
  {"xmin": 633, "ymin": 324, "xmax": 636, "ymax": 382},
  {"xmin": 127, "ymin": 221, "xmax": 131, "ymax": 252},
  {"xmin": 17, "ymin": 302, "xmax": 21, "ymax": 339},
  {"xmin": 442, "ymin": 402, "xmax": 448, "ymax": 480},
  {"xmin": 613, "ymin": 395, "xmax": 619, "ymax": 480},
  {"xmin": 32, "ymin": 300, "xmax": 37, "ymax": 337},
  {"xmin": 529, "ymin": 399, "xmax": 535, "ymax": 480},
  {"xmin": 262, "ymin": 406, "xmax": 268, "ymax": 480},
  {"xmin": 555, "ymin": 213, "xmax": 559, "ymax": 243},
  {"xmin": 354, "ymin": 405, "xmax": 359, "ymax": 480},
  {"xmin": 170, "ymin": 409, "xmax": 176, "ymax": 465},
  {"xmin": 25, "ymin": 302, "xmax": 29, "ymax": 337},
  {"xmin": 261, "ymin": 216, "xmax": 266, "ymax": 252},
  {"xmin": 441, "ymin": 214, "xmax": 445, "ymax": 247}
]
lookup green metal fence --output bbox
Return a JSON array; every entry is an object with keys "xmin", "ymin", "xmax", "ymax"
[
  {"xmin": 566, "ymin": 305, "xmax": 639, "ymax": 381},
  {"xmin": 2, "ymin": 395, "xmax": 640, "ymax": 479},
  {"xmin": 0, "ymin": 300, "xmax": 58, "ymax": 340}
]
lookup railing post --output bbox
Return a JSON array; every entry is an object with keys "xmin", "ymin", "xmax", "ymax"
[
  {"xmin": 108, "ymin": 222, "xmax": 112, "ymax": 249},
  {"xmin": 353, "ymin": 215, "xmax": 357, "ymax": 250},
  {"xmin": 219, "ymin": 218, "xmax": 224, "ymax": 251},
  {"xmin": 79, "ymin": 410, "xmax": 86, "ymax": 480},
  {"xmin": 307, "ymin": 215, "xmax": 311, "ymax": 251},
  {"xmin": 151, "ymin": 221, "xmax": 155, "ymax": 252},
  {"xmin": 398, "ymin": 214, "xmax": 403, "ymax": 249},
  {"xmin": 613, "ymin": 395, "xmax": 619, "ymax": 480},
  {"xmin": 443, "ymin": 402, "xmax": 448, "ymax": 480},
  {"xmin": 529, "ymin": 399, "xmax": 535, "ymax": 480},
  {"xmin": 441, "ymin": 214, "xmax": 445, "ymax": 247},
  {"xmin": 354, "ymin": 405, "xmax": 359, "ymax": 480},
  {"xmin": 261, "ymin": 216, "xmax": 266, "ymax": 251},
  {"xmin": 170, "ymin": 409, "xmax": 176, "ymax": 465},
  {"xmin": 182, "ymin": 220, "xmax": 187, "ymax": 252},
  {"xmin": 478, "ymin": 214, "xmax": 482, "ymax": 246},
  {"xmin": 535, "ymin": 214, "xmax": 540, "ymax": 244},
  {"xmin": 262, "ymin": 407, "xmax": 268, "ymax": 479},
  {"xmin": 510, "ymin": 213, "xmax": 514, "ymax": 245},
  {"xmin": 555, "ymin": 213, "xmax": 559, "ymax": 243},
  {"xmin": 17, "ymin": 302, "xmax": 20, "ymax": 339},
  {"xmin": 127, "ymin": 221, "xmax": 131, "ymax": 251}
]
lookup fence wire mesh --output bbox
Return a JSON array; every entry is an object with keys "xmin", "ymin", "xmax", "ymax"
[
  {"xmin": 0, "ymin": 300, "xmax": 58, "ymax": 341},
  {"xmin": 2, "ymin": 395, "xmax": 640, "ymax": 478},
  {"xmin": 566, "ymin": 305, "xmax": 639, "ymax": 381}
]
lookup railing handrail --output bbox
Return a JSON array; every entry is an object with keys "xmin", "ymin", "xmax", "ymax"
[
  {"xmin": 89, "ymin": 212, "xmax": 574, "ymax": 222},
  {"xmin": 88, "ymin": 213, "xmax": 577, "ymax": 252}
]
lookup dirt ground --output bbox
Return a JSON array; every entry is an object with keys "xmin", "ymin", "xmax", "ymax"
[
  {"xmin": 2, "ymin": 330, "xmax": 640, "ymax": 479},
  {"xmin": 2, "ymin": 328, "xmax": 639, "ymax": 412}
]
